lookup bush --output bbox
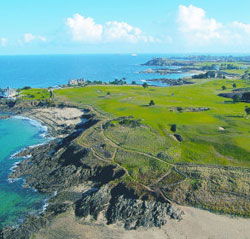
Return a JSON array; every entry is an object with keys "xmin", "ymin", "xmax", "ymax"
[
  {"xmin": 110, "ymin": 78, "xmax": 126, "ymax": 85},
  {"xmin": 171, "ymin": 124, "xmax": 177, "ymax": 132},
  {"xmin": 142, "ymin": 82, "xmax": 148, "ymax": 88},
  {"xmin": 149, "ymin": 100, "xmax": 155, "ymax": 106},
  {"xmin": 245, "ymin": 106, "xmax": 250, "ymax": 115},
  {"xmin": 118, "ymin": 117, "xmax": 142, "ymax": 128},
  {"xmin": 157, "ymin": 152, "xmax": 169, "ymax": 160},
  {"xmin": 222, "ymin": 86, "xmax": 227, "ymax": 90}
]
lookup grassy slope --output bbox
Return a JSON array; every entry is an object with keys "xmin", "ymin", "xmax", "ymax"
[
  {"xmin": 55, "ymin": 79, "xmax": 250, "ymax": 168},
  {"xmin": 19, "ymin": 88, "xmax": 51, "ymax": 100}
]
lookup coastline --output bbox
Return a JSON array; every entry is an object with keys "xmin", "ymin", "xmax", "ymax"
[
  {"xmin": 0, "ymin": 106, "xmax": 85, "ymax": 229},
  {"xmin": 1, "ymin": 103, "xmax": 250, "ymax": 239},
  {"xmin": 0, "ymin": 104, "xmax": 184, "ymax": 238}
]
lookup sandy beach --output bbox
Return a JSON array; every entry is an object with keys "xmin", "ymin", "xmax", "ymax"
[
  {"xmin": 23, "ymin": 107, "xmax": 84, "ymax": 137},
  {"xmin": 34, "ymin": 206, "xmax": 250, "ymax": 239}
]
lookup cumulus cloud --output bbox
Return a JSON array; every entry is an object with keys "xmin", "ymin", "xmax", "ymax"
[
  {"xmin": 66, "ymin": 14, "xmax": 103, "ymax": 42},
  {"xmin": 23, "ymin": 33, "xmax": 47, "ymax": 43},
  {"xmin": 0, "ymin": 38, "xmax": 8, "ymax": 47},
  {"xmin": 104, "ymin": 21, "xmax": 156, "ymax": 43},
  {"xmin": 66, "ymin": 13, "xmax": 157, "ymax": 43},
  {"xmin": 178, "ymin": 5, "xmax": 250, "ymax": 47},
  {"xmin": 178, "ymin": 5, "xmax": 222, "ymax": 42}
]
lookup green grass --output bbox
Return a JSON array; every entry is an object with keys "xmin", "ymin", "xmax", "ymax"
[
  {"xmin": 223, "ymin": 69, "xmax": 247, "ymax": 74},
  {"xmin": 55, "ymin": 78, "xmax": 250, "ymax": 167},
  {"xmin": 19, "ymin": 88, "xmax": 50, "ymax": 100},
  {"xmin": 114, "ymin": 149, "xmax": 171, "ymax": 185},
  {"xmin": 104, "ymin": 122, "xmax": 178, "ymax": 159}
]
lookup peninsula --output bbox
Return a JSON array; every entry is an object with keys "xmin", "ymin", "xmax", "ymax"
[{"xmin": 0, "ymin": 58, "xmax": 250, "ymax": 239}]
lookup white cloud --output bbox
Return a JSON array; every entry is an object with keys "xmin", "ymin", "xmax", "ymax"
[
  {"xmin": 66, "ymin": 14, "xmax": 103, "ymax": 42},
  {"xmin": 178, "ymin": 5, "xmax": 222, "ymax": 42},
  {"xmin": 0, "ymin": 38, "xmax": 8, "ymax": 47},
  {"xmin": 66, "ymin": 13, "xmax": 156, "ymax": 43},
  {"xmin": 23, "ymin": 33, "xmax": 47, "ymax": 43},
  {"xmin": 177, "ymin": 5, "xmax": 250, "ymax": 48},
  {"xmin": 231, "ymin": 21, "xmax": 250, "ymax": 34},
  {"xmin": 104, "ymin": 21, "xmax": 155, "ymax": 43}
]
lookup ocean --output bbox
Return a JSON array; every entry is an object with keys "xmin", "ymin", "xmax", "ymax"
[
  {"xmin": 0, "ymin": 54, "xmax": 191, "ymax": 228},
  {"xmin": 0, "ymin": 116, "xmax": 49, "ymax": 228},
  {"xmin": 0, "ymin": 54, "xmax": 191, "ymax": 88}
]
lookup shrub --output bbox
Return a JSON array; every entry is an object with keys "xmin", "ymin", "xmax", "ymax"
[
  {"xmin": 118, "ymin": 118, "xmax": 142, "ymax": 128},
  {"xmin": 245, "ymin": 106, "xmax": 250, "ymax": 115},
  {"xmin": 149, "ymin": 100, "xmax": 155, "ymax": 106},
  {"xmin": 142, "ymin": 82, "xmax": 148, "ymax": 88},
  {"xmin": 222, "ymin": 86, "xmax": 227, "ymax": 90},
  {"xmin": 171, "ymin": 124, "xmax": 177, "ymax": 132},
  {"xmin": 157, "ymin": 152, "xmax": 169, "ymax": 160}
]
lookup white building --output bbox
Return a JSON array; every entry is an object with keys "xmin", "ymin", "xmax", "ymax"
[
  {"xmin": 68, "ymin": 79, "xmax": 85, "ymax": 86},
  {"xmin": 0, "ymin": 87, "xmax": 17, "ymax": 98}
]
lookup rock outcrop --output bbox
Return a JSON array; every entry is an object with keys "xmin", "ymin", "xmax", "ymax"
[{"xmin": 75, "ymin": 184, "xmax": 183, "ymax": 230}]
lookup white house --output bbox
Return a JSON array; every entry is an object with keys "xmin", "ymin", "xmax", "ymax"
[
  {"xmin": 0, "ymin": 87, "xmax": 17, "ymax": 98},
  {"xmin": 68, "ymin": 79, "xmax": 85, "ymax": 86}
]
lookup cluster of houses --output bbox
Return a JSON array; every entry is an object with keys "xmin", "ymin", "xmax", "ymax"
[
  {"xmin": 0, "ymin": 87, "xmax": 17, "ymax": 98},
  {"xmin": 68, "ymin": 79, "xmax": 85, "ymax": 86}
]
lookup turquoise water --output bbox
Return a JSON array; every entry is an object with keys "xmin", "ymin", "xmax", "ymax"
[{"xmin": 0, "ymin": 116, "xmax": 48, "ymax": 228}]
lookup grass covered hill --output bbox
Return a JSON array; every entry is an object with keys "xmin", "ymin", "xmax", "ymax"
[
  {"xmin": 19, "ymin": 78, "xmax": 250, "ymax": 216},
  {"xmin": 52, "ymin": 78, "xmax": 250, "ymax": 168}
]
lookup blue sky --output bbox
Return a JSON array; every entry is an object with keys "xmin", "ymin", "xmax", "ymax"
[{"xmin": 1, "ymin": 0, "xmax": 250, "ymax": 54}]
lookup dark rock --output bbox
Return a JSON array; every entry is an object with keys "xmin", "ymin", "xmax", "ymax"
[
  {"xmin": 174, "ymin": 134, "xmax": 183, "ymax": 142},
  {"xmin": 75, "ymin": 184, "xmax": 183, "ymax": 230}
]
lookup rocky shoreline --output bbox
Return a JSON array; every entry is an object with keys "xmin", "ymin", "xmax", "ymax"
[{"xmin": 0, "ymin": 102, "xmax": 182, "ymax": 239}]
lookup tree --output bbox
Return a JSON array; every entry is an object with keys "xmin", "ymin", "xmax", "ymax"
[
  {"xmin": 245, "ymin": 106, "xmax": 250, "ymax": 115},
  {"xmin": 142, "ymin": 82, "xmax": 148, "ymax": 88},
  {"xmin": 232, "ymin": 83, "xmax": 237, "ymax": 88},
  {"xmin": 131, "ymin": 81, "xmax": 136, "ymax": 85},
  {"xmin": 107, "ymin": 92, "xmax": 111, "ymax": 96},
  {"xmin": 22, "ymin": 86, "xmax": 31, "ymax": 90},
  {"xmin": 222, "ymin": 85, "xmax": 227, "ymax": 90},
  {"xmin": 149, "ymin": 100, "xmax": 155, "ymax": 106},
  {"xmin": 170, "ymin": 124, "xmax": 177, "ymax": 132}
]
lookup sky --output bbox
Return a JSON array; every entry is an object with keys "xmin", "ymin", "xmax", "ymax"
[{"xmin": 1, "ymin": 0, "xmax": 250, "ymax": 55}]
